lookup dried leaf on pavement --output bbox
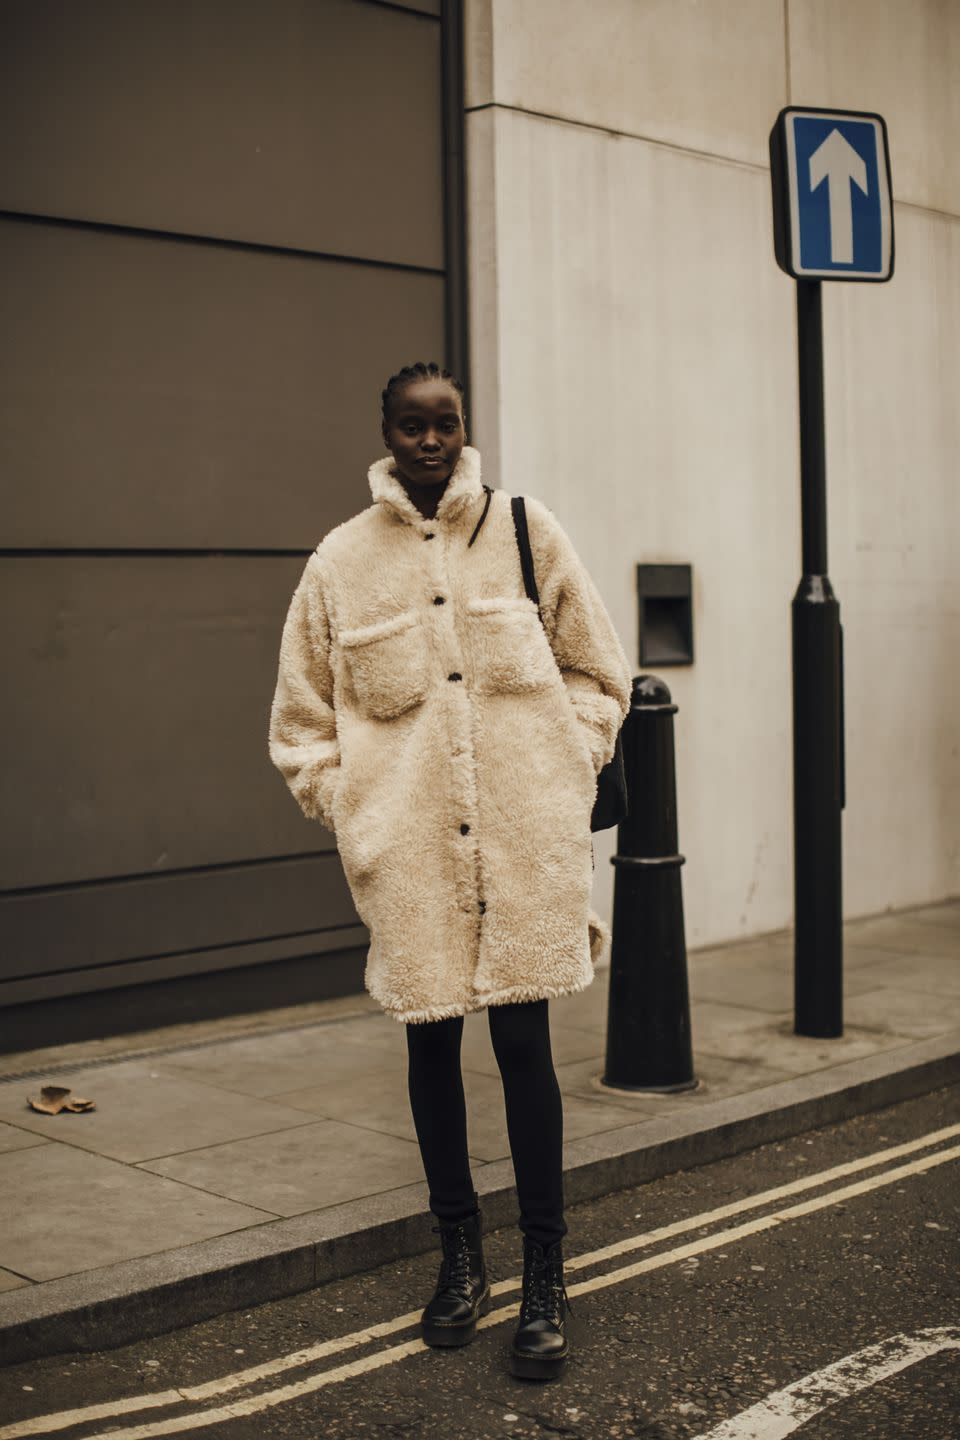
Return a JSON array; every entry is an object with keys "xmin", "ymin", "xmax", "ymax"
[{"xmin": 27, "ymin": 1085, "xmax": 96, "ymax": 1114}]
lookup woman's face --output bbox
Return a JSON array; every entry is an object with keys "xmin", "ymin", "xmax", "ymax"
[{"xmin": 382, "ymin": 378, "xmax": 466, "ymax": 491}]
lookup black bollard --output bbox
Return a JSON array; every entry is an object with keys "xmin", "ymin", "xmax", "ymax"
[{"xmin": 601, "ymin": 675, "xmax": 697, "ymax": 1093}]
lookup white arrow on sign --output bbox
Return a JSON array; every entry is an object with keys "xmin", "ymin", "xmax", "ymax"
[{"xmin": 809, "ymin": 128, "xmax": 868, "ymax": 264}]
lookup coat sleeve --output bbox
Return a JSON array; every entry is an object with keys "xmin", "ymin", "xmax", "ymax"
[
  {"xmin": 526, "ymin": 497, "xmax": 633, "ymax": 775},
  {"xmin": 268, "ymin": 550, "xmax": 342, "ymax": 832}
]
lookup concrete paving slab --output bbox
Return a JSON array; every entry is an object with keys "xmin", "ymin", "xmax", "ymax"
[
  {"xmin": 137, "ymin": 1117, "xmax": 430, "ymax": 1217},
  {"xmin": 0, "ymin": 1270, "xmax": 30, "ymax": 1294},
  {"xmin": 685, "ymin": 1000, "xmax": 918, "ymax": 1071},
  {"xmin": 270, "ymin": 1063, "xmax": 501, "ymax": 1156},
  {"xmin": 266, "ymin": 1060, "xmax": 418, "ymax": 1137},
  {"xmin": 149, "ymin": 1021, "xmax": 404, "ymax": 1099},
  {"xmin": 837, "ymin": 943, "xmax": 919, "ymax": 969},
  {"xmin": 843, "ymin": 985, "xmax": 960, "ymax": 1038},
  {"xmin": 0, "ymin": 1061, "xmax": 332, "ymax": 1164},
  {"xmin": 686, "ymin": 945, "xmax": 880, "ymax": 1013},
  {"xmin": 269, "ymin": 1063, "xmax": 648, "ymax": 1165},
  {"xmin": 694, "ymin": 930, "xmax": 793, "ymax": 956},
  {"xmin": 555, "ymin": 1050, "xmax": 796, "ymax": 1112},
  {"xmin": 0, "ymin": 993, "xmax": 385, "ymax": 1084},
  {"xmin": 687, "ymin": 945, "xmax": 793, "ymax": 1012},
  {"xmin": 310, "ymin": 1012, "xmax": 408, "ymax": 1054},
  {"xmin": 0, "ymin": 1144, "xmax": 273, "ymax": 1282},
  {"xmin": 906, "ymin": 900, "xmax": 960, "ymax": 932},
  {"xmin": 0, "ymin": 1122, "xmax": 48, "ymax": 1155},
  {"xmin": 844, "ymin": 916, "xmax": 960, "ymax": 960},
  {"xmin": 843, "ymin": 948, "xmax": 960, "ymax": 996}
]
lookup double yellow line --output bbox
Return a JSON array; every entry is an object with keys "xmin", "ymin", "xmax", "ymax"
[{"xmin": 4, "ymin": 1122, "xmax": 959, "ymax": 1440}]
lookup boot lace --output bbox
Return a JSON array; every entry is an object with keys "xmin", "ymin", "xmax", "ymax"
[
  {"xmin": 520, "ymin": 1247, "xmax": 574, "ymax": 1323},
  {"xmin": 431, "ymin": 1221, "xmax": 475, "ymax": 1300}
]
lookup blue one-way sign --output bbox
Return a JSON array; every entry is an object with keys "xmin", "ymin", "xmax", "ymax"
[{"xmin": 769, "ymin": 107, "xmax": 894, "ymax": 281}]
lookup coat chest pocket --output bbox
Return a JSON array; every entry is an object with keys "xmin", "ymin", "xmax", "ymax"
[
  {"xmin": 339, "ymin": 609, "xmax": 429, "ymax": 719},
  {"xmin": 464, "ymin": 596, "xmax": 558, "ymax": 694}
]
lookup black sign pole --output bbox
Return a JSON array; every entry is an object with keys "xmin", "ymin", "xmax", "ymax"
[
  {"xmin": 793, "ymin": 277, "xmax": 844, "ymax": 1037},
  {"xmin": 771, "ymin": 105, "xmax": 893, "ymax": 1041}
]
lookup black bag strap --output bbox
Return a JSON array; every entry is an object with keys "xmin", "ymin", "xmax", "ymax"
[
  {"xmin": 510, "ymin": 494, "xmax": 544, "ymax": 627},
  {"xmin": 467, "ymin": 484, "xmax": 494, "ymax": 548},
  {"xmin": 467, "ymin": 486, "xmax": 544, "ymax": 628}
]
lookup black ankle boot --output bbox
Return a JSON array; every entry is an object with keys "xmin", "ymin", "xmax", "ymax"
[
  {"xmin": 510, "ymin": 1234, "xmax": 573, "ymax": 1380},
  {"xmin": 420, "ymin": 1204, "xmax": 492, "ymax": 1347}
]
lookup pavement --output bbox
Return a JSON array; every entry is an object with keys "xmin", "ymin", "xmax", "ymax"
[{"xmin": 0, "ymin": 900, "xmax": 957, "ymax": 1366}]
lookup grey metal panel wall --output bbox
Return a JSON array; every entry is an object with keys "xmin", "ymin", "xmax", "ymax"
[
  {"xmin": 382, "ymin": 1, "xmax": 441, "ymax": 13},
  {"xmin": 0, "ymin": 926, "xmax": 371, "ymax": 1007},
  {"xmin": 0, "ymin": 0, "xmax": 451, "ymax": 1005},
  {"xmin": 0, "ymin": 0, "xmax": 443, "ymax": 268},
  {"xmin": 0, "ymin": 221, "xmax": 444, "ymax": 548},
  {"xmin": 0, "ymin": 852, "xmax": 364, "ymax": 990},
  {"xmin": 2, "ymin": 555, "xmax": 350, "ymax": 887},
  {"xmin": 1, "ymin": 859, "xmax": 364, "ymax": 987}
]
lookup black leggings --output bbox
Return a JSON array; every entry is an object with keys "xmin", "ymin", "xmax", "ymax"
[{"xmin": 405, "ymin": 998, "xmax": 567, "ymax": 1249}]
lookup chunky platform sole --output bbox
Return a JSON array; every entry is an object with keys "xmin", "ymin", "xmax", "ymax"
[
  {"xmin": 420, "ymin": 1286, "xmax": 492, "ymax": 1347},
  {"xmin": 509, "ymin": 1341, "xmax": 569, "ymax": 1380}
]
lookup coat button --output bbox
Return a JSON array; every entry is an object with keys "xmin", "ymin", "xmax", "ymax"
[
  {"xmin": 433, "ymin": 595, "xmax": 445, "ymax": 604},
  {"xmin": 479, "ymin": 899, "xmax": 486, "ymax": 913},
  {"xmin": 424, "ymin": 532, "xmax": 435, "ymax": 540},
  {"xmin": 448, "ymin": 672, "xmax": 462, "ymax": 682},
  {"xmin": 460, "ymin": 823, "xmax": 470, "ymax": 835}
]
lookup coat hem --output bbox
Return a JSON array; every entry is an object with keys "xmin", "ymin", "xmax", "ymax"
[{"xmin": 374, "ymin": 969, "xmax": 596, "ymax": 1026}]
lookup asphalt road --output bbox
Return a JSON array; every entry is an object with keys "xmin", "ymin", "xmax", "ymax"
[{"xmin": 1, "ymin": 1085, "xmax": 958, "ymax": 1440}]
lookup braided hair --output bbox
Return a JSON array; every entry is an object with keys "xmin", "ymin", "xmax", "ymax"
[{"xmin": 380, "ymin": 361, "xmax": 466, "ymax": 429}]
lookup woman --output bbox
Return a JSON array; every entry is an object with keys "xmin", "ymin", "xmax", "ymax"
[{"xmin": 268, "ymin": 361, "xmax": 632, "ymax": 1380}]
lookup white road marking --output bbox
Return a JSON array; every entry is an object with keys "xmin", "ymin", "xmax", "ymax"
[
  {"xmin": 556, "ymin": 1143, "xmax": 960, "ymax": 1302},
  {"xmin": 689, "ymin": 1326, "xmax": 960, "ymax": 1439},
  {"xmin": 0, "ymin": 1395, "xmax": 184, "ymax": 1435},
  {"xmin": 3, "ymin": 1125, "xmax": 957, "ymax": 1440},
  {"xmin": 562, "ymin": 1120, "xmax": 960, "ymax": 1274}
]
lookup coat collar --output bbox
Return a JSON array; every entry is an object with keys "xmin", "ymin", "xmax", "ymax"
[{"xmin": 367, "ymin": 445, "xmax": 484, "ymax": 528}]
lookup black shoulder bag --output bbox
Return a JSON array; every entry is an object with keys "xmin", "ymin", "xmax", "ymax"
[{"xmin": 470, "ymin": 486, "xmax": 629, "ymax": 834}]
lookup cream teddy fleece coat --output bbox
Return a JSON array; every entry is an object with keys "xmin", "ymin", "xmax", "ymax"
[{"xmin": 268, "ymin": 446, "xmax": 633, "ymax": 1024}]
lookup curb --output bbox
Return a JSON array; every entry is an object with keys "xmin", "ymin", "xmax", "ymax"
[{"xmin": 1, "ymin": 1030, "xmax": 958, "ymax": 1367}]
